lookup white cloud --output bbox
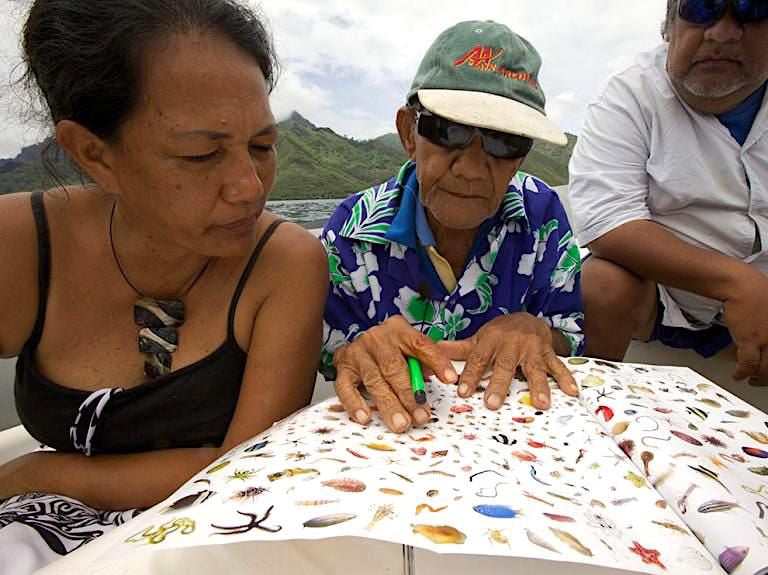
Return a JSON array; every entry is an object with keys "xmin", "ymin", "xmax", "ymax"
[{"xmin": 0, "ymin": 0, "xmax": 669, "ymax": 158}]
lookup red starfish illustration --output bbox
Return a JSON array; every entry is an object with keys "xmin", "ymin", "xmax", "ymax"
[{"xmin": 629, "ymin": 541, "xmax": 666, "ymax": 570}]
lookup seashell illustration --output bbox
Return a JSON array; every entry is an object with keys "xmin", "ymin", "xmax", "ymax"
[
  {"xmin": 567, "ymin": 357, "xmax": 589, "ymax": 365},
  {"xmin": 697, "ymin": 398, "xmax": 721, "ymax": 408},
  {"xmin": 655, "ymin": 499, "xmax": 667, "ymax": 509},
  {"xmin": 748, "ymin": 466, "xmax": 768, "ymax": 476},
  {"xmin": 411, "ymin": 447, "xmax": 427, "ymax": 456},
  {"xmin": 590, "ymin": 499, "xmax": 606, "ymax": 508},
  {"xmin": 511, "ymin": 417, "xmax": 535, "ymax": 424},
  {"xmin": 303, "ymin": 513, "xmax": 356, "ymax": 528},
  {"xmin": 742, "ymin": 446, "xmax": 768, "ymax": 459},
  {"xmin": 624, "ymin": 409, "xmax": 637, "ymax": 416},
  {"xmin": 525, "ymin": 528, "xmax": 560, "ymax": 553},
  {"xmin": 611, "ymin": 421, "xmax": 630, "ymax": 436},
  {"xmin": 549, "ymin": 527, "xmax": 593, "ymax": 557},
  {"xmin": 472, "ymin": 505, "xmax": 522, "ymax": 518},
  {"xmin": 321, "ymin": 478, "xmax": 366, "ymax": 492},
  {"xmin": 670, "ymin": 430, "xmax": 703, "ymax": 446},
  {"xmin": 718, "ymin": 546, "xmax": 749, "ymax": 573},
  {"xmin": 725, "ymin": 410, "xmax": 751, "ymax": 419},
  {"xmin": 517, "ymin": 394, "xmax": 533, "ymax": 406},
  {"xmin": 327, "ymin": 403, "xmax": 346, "ymax": 413},
  {"xmin": 412, "ymin": 524, "xmax": 466, "ymax": 544}
]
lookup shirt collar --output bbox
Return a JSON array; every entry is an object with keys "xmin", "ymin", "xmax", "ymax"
[{"xmin": 386, "ymin": 168, "xmax": 437, "ymax": 248}]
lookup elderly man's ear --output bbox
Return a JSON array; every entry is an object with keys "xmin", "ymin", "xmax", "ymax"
[{"xmin": 396, "ymin": 106, "xmax": 417, "ymax": 160}]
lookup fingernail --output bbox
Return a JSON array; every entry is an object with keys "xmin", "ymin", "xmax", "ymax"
[
  {"xmin": 392, "ymin": 413, "xmax": 409, "ymax": 431},
  {"xmin": 458, "ymin": 384, "xmax": 469, "ymax": 396},
  {"xmin": 487, "ymin": 394, "xmax": 502, "ymax": 409},
  {"xmin": 355, "ymin": 410, "xmax": 370, "ymax": 425},
  {"xmin": 444, "ymin": 368, "xmax": 458, "ymax": 383},
  {"xmin": 414, "ymin": 408, "xmax": 429, "ymax": 425},
  {"xmin": 537, "ymin": 393, "xmax": 550, "ymax": 408}
]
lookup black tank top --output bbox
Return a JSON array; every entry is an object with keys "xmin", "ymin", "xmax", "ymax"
[{"xmin": 14, "ymin": 192, "xmax": 283, "ymax": 455}]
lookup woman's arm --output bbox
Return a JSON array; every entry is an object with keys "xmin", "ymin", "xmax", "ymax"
[{"xmin": 0, "ymin": 224, "xmax": 329, "ymax": 510}]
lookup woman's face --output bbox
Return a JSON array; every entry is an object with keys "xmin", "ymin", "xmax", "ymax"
[{"xmin": 108, "ymin": 30, "xmax": 278, "ymax": 257}]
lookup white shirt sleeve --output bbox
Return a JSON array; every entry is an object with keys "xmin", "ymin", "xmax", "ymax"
[{"xmin": 568, "ymin": 74, "xmax": 654, "ymax": 247}]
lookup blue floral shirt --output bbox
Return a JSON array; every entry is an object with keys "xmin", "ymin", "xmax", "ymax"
[{"xmin": 320, "ymin": 161, "xmax": 584, "ymax": 379}]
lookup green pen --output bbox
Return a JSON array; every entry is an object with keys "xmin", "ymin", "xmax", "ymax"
[{"xmin": 408, "ymin": 357, "xmax": 427, "ymax": 404}]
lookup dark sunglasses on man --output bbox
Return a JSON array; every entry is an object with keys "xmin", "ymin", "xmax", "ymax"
[
  {"xmin": 679, "ymin": 0, "xmax": 768, "ymax": 25},
  {"xmin": 413, "ymin": 108, "xmax": 533, "ymax": 160}
]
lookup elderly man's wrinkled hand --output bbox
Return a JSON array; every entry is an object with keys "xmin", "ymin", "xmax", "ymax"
[
  {"xmin": 439, "ymin": 312, "xmax": 578, "ymax": 410},
  {"xmin": 332, "ymin": 316, "xmax": 458, "ymax": 433}
]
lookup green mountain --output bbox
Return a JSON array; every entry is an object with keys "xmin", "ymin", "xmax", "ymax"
[{"xmin": 0, "ymin": 112, "xmax": 574, "ymax": 198}]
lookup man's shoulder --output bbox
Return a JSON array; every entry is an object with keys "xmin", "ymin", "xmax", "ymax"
[
  {"xmin": 322, "ymin": 163, "xmax": 409, "ymax": 244},
  {"xmin": 594, "ymin": 44, "xmax": 669, "ymax": 102},
  {"xmin": 505, "ymin": 174, "xmax": 569, "ymax": 230}
]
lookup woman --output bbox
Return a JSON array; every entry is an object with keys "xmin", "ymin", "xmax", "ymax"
[{"xmin": 0, "ymin": 0, "xmax": 327, "ymax": 570}]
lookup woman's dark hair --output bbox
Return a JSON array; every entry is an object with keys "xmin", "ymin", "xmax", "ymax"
[{"xmin": 22, "ymin": 0, "xmax": 279, "ymax": 173}]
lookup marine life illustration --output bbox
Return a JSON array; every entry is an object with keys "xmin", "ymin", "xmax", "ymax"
[
  {"xmin": 523, "ymin": 491, "xmax": 554, "ymax": 507},
  {"xmin": 126, "ymin": 518, "xmax": 196, "ymax": 545},
  {"xmin": 549, "ymin": 528, "xmax": 593, "ymax": 557},
  {"xmin": 472, "ymin": 505, "xmax": 522, "ymax": 518},
  {"xmin": 362, "ymin": 442, "xmax": 396, "ymax": 451},
  {"xmin": 161, "ymin": 489, "xmax": 215, "ymax": 513},
  {"xmin": 366, "ymin": 504, "xmax": 395, "ymax": 530},
  {"xmin": 696, "ymin": 500, "xmax": 741, "ymax": 514},
  {"xmin": 378, "ymin": 488, "xmax": 403, "ymax": 496},
  {"xmin": 525, "ymin": 528, "xmax": 560, "ymax": 554},
  {"xmin": 670, "ymin": 430, "xmax": 703, "ymax": 446},
  {"xmin": 293, "ymin": 499, "xmax": 340, "ymax": 506},
  {"xmin": 209, "ymin": 507, "xmax": 281, "ymax": 538},
  {"xmin": 542, "ymin": 513, "xmax": 575, "ymax": 522},
  {"xmin": 640, "ymin": 451, "xmax": 654, "ymax": 476},
  {"xmin": 725, "ymin": 410, "xmax": 751, "ymax": 419},
  {"xmin": 748, "ymin": 466, "xmax": 768, "ymax": 476},
  {"xmin": 686, "ymin": 406, "xmax": 708, "ymax": 421},
  {"xmin": 595, "ymin": 405, "xmax": 614, "ymax": 422},
  {"xmin": 410, "ymin": 447, "xmax": 427, "ymax": 456},
  {"xmin": 391, "ymin": 471, "xmax": 414, "ymax": 483},
  {"xmin": 227, "ymin": 469, "xmax": 258, "ymax": 482},
  {"xmin": 411, "ymin": 524, "xmax": 466, "ymax": 544},
  {"xmin": 697, "ymin": 397, "xmax": 721, "ymax": 408},
  {"xmin": 416, "ymin": 503, "xmax": 447, "ymax": 514},
  {"xmin": 743, "ymin": 430, "xmax": 768, "ymax": 444},
  {"xmin": 321, "ymin": 478, "xmax": 366, "ymax": 492},
  {"xmin": 688, "ymin": 465, "xmax": 731, "ymax": 493},
  {"xmin": 624, "ymin": 471, "xmax": 647, "ymax": 488},
  {"xmin": 244, "ymin": 439, "xmax": 269, "ymax": 452},
  {"xmin": 450, "ymin": 404, "xmax": 473, "ymax": 413},
  {"xmin": 229, "ymin": 486, "xmax": 269, "ymax": 503},
  {"xmin": 628, "ymin": 541, "xmax": 666, "ymax": 570},
  {"xmin": 718, "ymin": 545, "xmax": 749, "ymax": 573},
  {"xmin": 651, "ymin": 520, "xmax": 690, "ymax": 535},
  {"xmin": 206, "ymin": 460, "xmax": 231, "ymax": 474},
  {"xmin": 529, "ymin": 466, "xmax": 551, "ymax": 486},
  {"xmin": 743, "ymin": 446, "xmax": 768, "ymax": 459},
  {"xmin": 566, "ymin": 357, "xmax": 589, "ymax": 365},
  {"xmin": 268, "ymin": 468, "xmax": 320, "ymax": 482},
  {"xmin": 346, "ymin": 448, "xmax": 368, "ymax": 459},
  {"xmin": 303, "ymin": 513, "xmax": 357, "ymax": 529},
  {"xmin": 701, "ymin": 435, "xmax": 727, "ymax": 448},
  {"xmin": 486, "ymin": 528, "xmax": 511, "ymax": 548},
  {"xmin": 510, "ymin": 450, "xmax": 538, "ymax": 462},
  {"xmin": 611, "ymin": 421, "xmax": 630, "ymax": 436},
  {"xmin": 677, "ymin": 484, "xmax": 699, "ymax": 514},
  {"xmin": 580, "ymin": 374, "xmax": 605, "ymax": 388}
]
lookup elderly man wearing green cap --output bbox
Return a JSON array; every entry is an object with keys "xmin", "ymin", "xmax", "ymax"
[{"xmin": 320, "ymin": 21, "xmax": 584, "ymax": 433}]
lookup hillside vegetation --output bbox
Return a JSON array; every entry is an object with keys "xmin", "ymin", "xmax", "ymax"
[{"xmin": 0, "ymin": 112, "xmax": 574, "ymax": 198}]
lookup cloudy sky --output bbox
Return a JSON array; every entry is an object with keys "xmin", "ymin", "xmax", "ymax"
[{"xmin": 0, "ymin": 0, "xmax": 668, "ymax": 159}]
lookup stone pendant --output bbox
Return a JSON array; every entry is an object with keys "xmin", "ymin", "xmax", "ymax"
[{"xmin": 134, "ymin": 296, "xmax": 185, "ymax": 378}]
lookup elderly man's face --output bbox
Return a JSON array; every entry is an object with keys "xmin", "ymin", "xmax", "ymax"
[
  {"xmin": 397, "ymin": 108, "xmax": 524, "ymax": 234},
  {"xmin": 667, "ymin": 3, "xmax": 768, "ymax": 114}
]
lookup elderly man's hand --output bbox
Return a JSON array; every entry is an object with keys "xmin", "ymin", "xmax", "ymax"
[
  {"xmin": 724, "ymin": 270, "xmax": 768, "ymax": 385},
  {"xmin": 333, "ymin": 316, "xmax": 458, "ymax": 433},
  {"xmin": 439, "ymin": 312, "xmax": 578, "ymax": 410}
]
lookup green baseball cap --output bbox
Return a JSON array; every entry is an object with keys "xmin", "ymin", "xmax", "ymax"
[{"xmin": 407, "ymin": 20, "xmax": 566, "ymax": 146}]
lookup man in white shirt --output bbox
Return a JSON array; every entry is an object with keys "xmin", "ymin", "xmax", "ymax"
[{"xmin": 568, "ymin": 0, "xmax": 768, "ymax": 384}]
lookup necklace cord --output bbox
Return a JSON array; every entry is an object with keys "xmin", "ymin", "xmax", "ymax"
[{"xmin": 109, "ymin": 200, "xmax": 211, "ymax": 298}]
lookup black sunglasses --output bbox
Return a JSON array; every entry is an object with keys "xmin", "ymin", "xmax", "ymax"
[
  {"xmin": 414, "ymin": 109, "xmax": 533, "ymax": 160},
  {"xmin": 679, "ymin": 0, "xmax": 768, "ymax": 25}
]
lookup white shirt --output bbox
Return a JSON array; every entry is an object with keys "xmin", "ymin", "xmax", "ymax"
[{"xmin": 569, "ymin": 44, "xmax": 768, "ymax": 330}]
